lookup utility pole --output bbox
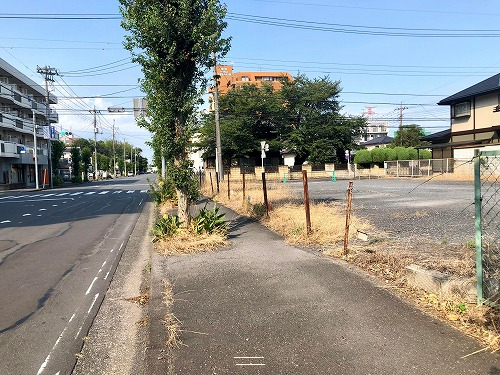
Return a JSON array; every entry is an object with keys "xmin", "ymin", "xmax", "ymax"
[
  {"xmin": 397, "ymin": 103, "xmax": 408, "ymax": 146},
  {"xmin": 131, "ymin": 145, "xmax": 134, "ymax": 176},
  {"xmin": 90, "ymin": 107, "xmax": 99, "ymax": 180},
  {"xmin": 32, "ymin": 110, "xmax": 39, "ymax": 190},
  {"xmin": 112, "ymin": 120, "xmax": 116, "ymax": 178},
  {"xmin": 123, "ymin": 139, "xmax": 127, "ymax": 177},
  {"xmin": 212, "ymin": 52, "xmax": 223, "ymax": 181},
  {"xmin": 37, "ymin": 65, "xmax": 59, "ymax": 189}
]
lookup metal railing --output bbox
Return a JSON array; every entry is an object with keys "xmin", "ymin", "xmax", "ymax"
[{"xmin": 385, "ymin": 158, "xmax": 473, "ymax": 177}]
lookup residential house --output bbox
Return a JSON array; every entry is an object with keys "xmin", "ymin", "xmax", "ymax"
[
  {"xmin": 0, "ymin": 57, "xmax": 59, "ymax": 189},
  {"xmin": 428, "ymin": 73, "xmax": 500, "ymax": 159},
  {"xmin": 362, "ymin": 135, "xmax": 394, "ymax": 151}
]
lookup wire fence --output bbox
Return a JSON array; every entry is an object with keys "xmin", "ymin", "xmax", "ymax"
[{"xmin": 474, "ymin": 150, "xmax": 500, "ymax": 306}]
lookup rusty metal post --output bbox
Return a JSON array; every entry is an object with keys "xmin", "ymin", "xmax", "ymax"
[
  {"xmin": 262, "ymin": 172, "xmax": 270, "ymax": 218},
  {"xmin": 242, "ymin": 171, "xmax": 246, "ymax": 207},
  {"xmin": 343, "ymin": 181, "xmax": 354, "ymax": 256},
  {"xmin": 210, "ymin": 172, "xmax": 214, "ymax": 196},
  {"xmin": 216, "ymin": 171, "xmax": 220, "ymax": 194},
  {"xmin": 227, "ymin": 170, "xmax": 230, "ymax": 200},
  {"xmin": 302, "ymin": 170, "xmax": 312, "ymax": 235}
]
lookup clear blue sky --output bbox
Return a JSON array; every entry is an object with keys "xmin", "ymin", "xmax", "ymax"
[{"xmin": 1, "ymin": 0, "xmax": 499, "ymax": 162}]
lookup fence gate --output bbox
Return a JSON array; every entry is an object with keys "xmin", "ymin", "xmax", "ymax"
[{"xmin": 474, "ymin": 150, "xmax": 500, "ymax": 306}]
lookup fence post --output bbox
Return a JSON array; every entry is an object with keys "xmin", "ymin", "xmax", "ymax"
[
  {"xmin": 428, "ymin": 159, "xmax": 431, "ymax": 177},
  {"xmin": 210, "ymin": 172, "xmax": 214, "ymax": 196},
  {"xmin": 242, "ymin": 171, "xmax": 246, "ymax": 207},
  {"xmin": 397, "ymin": 161, "xmax": 400, "ymax": 178},
  {"xmin": 216, "ymin": 171, "xmax": 220, "ymax": 194},
  {"xmin": 283, "ymin": 172, "xmax": 287, "ymax": 184},
  {"xmin": 302, "ymin": 170, "xmax": 312, "ymax": 235},
  {"xmin": 262, "ymin": 172, "xmax": 270, "ymax": 218},
  {"xmin": 474, "ymin": 149, "xmax": 483, "ymax": 304},
  {"xmin": 343, "ymin": 181, "xmax": 354, "ymax": 256},
  {"xmin": 227, "ymin": 170, "xmax": 230, "ymax": 200}
]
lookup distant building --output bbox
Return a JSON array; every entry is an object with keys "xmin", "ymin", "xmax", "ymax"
[
  {"xmin": 362, "ymin": 135, "xmax": 394, "ymax": 151},
  {"xmin": 208, "ymin": 65, "xmax": 292, "ymax": 111},
  {"xmin": 0, "ymin": 57, "xmax": 59, "ymax": 189},
  {"xmin": 357, "ymin": 107, "xmax": 389, "ymax": 146},
  {"xmin": 428, "ymin": 73, "xmax": 500, "ymax": 159}
]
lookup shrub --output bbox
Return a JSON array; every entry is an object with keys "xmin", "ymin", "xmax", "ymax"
[
  {"xmin": 370, "ymin": 148, "xmax": 387, "ymax": 164},
  {"xmin": 71, "ymin": 175, "xmax": 82, "ymax": 184},
  {"xmin": 419, "ymin": 149, "xmax": 432, "ymax": 159},
  {"xmin": 192, "ymin": 204, "xmax": 227, "ymax": 235},
  {"xmin": 354, "ymin": 149, "xmax": 371, "ymax": 164},
  {"xmin": 394, "ymin": 147, "xmax": 409, "ymax": 160},
  {"xmin": 149, "ymin": 178, "xmax": 176, "ymax": 205},
  {"xmin": 407, "ymin": 147, "xmax": 418, "ymax": 160},
  {"xmin": 53, "ymin": 175, "xmax": 64, "ymax": 187},
  {"xmin": 150, "ymin": 214, "xmax": 183, "ymax": 243},
  {"xmin": 385, "ymin": 148, "xmax": 397, "ymax": 161}
]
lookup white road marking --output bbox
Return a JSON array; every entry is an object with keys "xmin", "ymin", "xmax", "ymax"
[
  {"xmin": 74, "ymin": 293, "xmax": 100, "ymax": 340},
  {"xmin": 140, "ymin": 189, "xmax": 148, "ymax": 193},
  {"xmin": 126, "ymin": 190, "xmax": 134, "ymax": 194},
  {"xmin": 70, "ymin": 192, "xmax": 83, "ymax": 196},
  {"xmin": 37, "ymin": 314, "xmax": 76, "ymax": 375},
  {"xmin": 84, "ymin": 192, "xmax": 96, "ymax": 195},
  {"xmin": 43, "ymin": 193, "xmax": 56, "ymax": 197},
  {"xmin": 22, "ymin": 214, "xmax": 31, "ymax": 217},
  {"xmin": 52, "ymin": 205, "xmax": 58, "ymax": 207},
  {"xmin": 98, "ymin": 191, "xmax": 109, "ymax": 195},
  {"xmin": 113, "ymin": 191, "xmax": 122, "ymax": 194},
  {"xmin": 55, "ymin": 193, "xmax": 69, "ymax": 196},
  {"xmin": 1, "ymin": 220, "xmax": 11, "ymax": 224},
  {"xmin": 39, "ymin": 208, "xmax": 47, "ymax": 211},
  {"xmin": 85, "ymin": 277, "xmax": 98, "ymax": 295}
]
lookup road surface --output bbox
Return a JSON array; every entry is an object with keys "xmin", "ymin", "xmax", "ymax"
[{"xmin": 0, "ymin": 175, "xmax": 151, "ymax": 375}]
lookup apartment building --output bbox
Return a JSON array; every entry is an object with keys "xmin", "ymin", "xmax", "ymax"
[
  {"xmin": 209, "ymin": 65, "xmax": 292, "ymax": 110},
  {"xmin": 0, "ymin": 57, "xmax": 58, "ymax": 189}
]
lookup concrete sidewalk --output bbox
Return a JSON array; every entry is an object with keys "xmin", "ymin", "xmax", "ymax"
[{"xmin": 146, "ymin": 205, "xmax": 500, "ymax": 375}]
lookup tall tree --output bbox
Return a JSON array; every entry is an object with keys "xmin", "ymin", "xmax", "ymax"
[
  {"xmin": 279, "ymin": 75, "xmax": 366, "ymax": 164},
  {"xmin": 391, "ymin": 124, "xmax": 427, "ymax": 148},
  {"xmin": 70, "ymin": 146, "xmax": 82, "ymax": 182},
  {"xmin": 120, "ymin": 0, "xmax": 230, "ymax": 223},
  {"xmin": 51, "ymin": 140, "xmax": 66, "ymax": 174},
  {"xmin": 81, "ymin": 147, "xmax": 92, "ymax": 182}
]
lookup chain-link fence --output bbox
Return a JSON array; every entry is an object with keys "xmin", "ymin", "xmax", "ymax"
[{"xmin": 474, "ymin": 150, "xmax": 500, "ymax": 306}]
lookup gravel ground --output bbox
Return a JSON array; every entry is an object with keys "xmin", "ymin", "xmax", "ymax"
[{"xmin": 284, "ymin": 177, "xmax": 476, "ymax": 245}]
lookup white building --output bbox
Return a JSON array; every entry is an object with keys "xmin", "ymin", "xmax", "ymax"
[{"xmin": 0, "ymin": 58, "xmax": 58, "ymax": 189}]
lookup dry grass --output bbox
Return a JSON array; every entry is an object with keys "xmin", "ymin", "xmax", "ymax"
[
  {"xmin": 155, "ymin": 226, "xmax": 229, "ymax": 256},
  {"xmin": 125, "ymin": 290, "xmax": 150, "ymax": 306},
  {"xmin": 162, "ymin": 279, "xmax": 184, "ymax": 349}
]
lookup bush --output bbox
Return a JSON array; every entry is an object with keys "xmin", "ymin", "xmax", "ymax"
[
  {"xmin": 149, "ymin": 178, "xmax": 176, "ymax": 205},
  {"xmin": 419, "ymin": 149, "xmax": 432, "ymax": 159},
  {"xmin": 385, "ymin": 148, "xmax": 397, "ymax": 161},
  {"xmin": 192, "ymin": 204, "xmax": 227, "ymax": 235},
  {"xmin": 150, "ymin": 214, "xmax": 183, "ymax": 243},
  {"xmin": 354, "ymin": 149, "xmax": 371, "ymax": 164},
  {"xmin": 371, "ymin": 148, "xmax": 387, "ymax": 164},
  {"xmin": 394, "ymin": 147, "xmax": 410, "ymax": 160},
  {"xmin": 53, "ymin": 175, "xmax": 64, "ymax": 187},
  {"xmin": 71, "ymin": 175, "xmax": 82, "ymax": 184},
  {"xmin": 407, "ymin": 147, "xmax": 418, "ymax": 160}
]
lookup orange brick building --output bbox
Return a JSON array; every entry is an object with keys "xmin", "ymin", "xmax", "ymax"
[{"xmin": 209, "ymin": 65, "xmax": 292, "ymax": 110}]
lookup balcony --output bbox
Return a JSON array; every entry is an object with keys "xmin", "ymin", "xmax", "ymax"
[
  {"xmin": 0, "ymin": 141, "xmax": 20, "ymax": 158},
  {"xmin": 48, "ymin": 109, "xmax": 59, "ymax": 123},
  {"xmin": 0, "ymin": 81, "xmax": 49, "ymax": 115}
]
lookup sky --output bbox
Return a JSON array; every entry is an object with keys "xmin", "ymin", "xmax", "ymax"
[{"xmin": 1, "ymin": 0, "xmax": 500, "ymax": 163}]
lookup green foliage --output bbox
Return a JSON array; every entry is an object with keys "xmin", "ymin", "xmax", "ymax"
[
  {"xmin": 385, "ymin": 148, "xmax": 397, "ymax": 161},
  {"xmin": 419, "ymin": 149, "xmax": 432, "ymax": 159},
  {"xmin": 354, "ymin": 149, "xmax": 371, "ymax": 164},
  {"xmin": 51, "ymin": 140, "xmax": 66, "ymax": 172},
  {"xmin": 192, "ymin": 204, "xmax": 228, "ymax": 235},
  {"xmin": 370, "ymin": 148, "xmax": 386, "ymax": 164},
  {"xmin": 70, "ymin": 146, "xmax": 81, "ymax": 178},
  {"xmin": 71, "ymin": 175, "xmax": 82, "ymax": 184},
  {"xmin": 394, "ymin": 147, "xmax": 410, "ymax": 160},
  {"xmin": 120, "ymin": 0, "xmax": 230, "ymax": 222},
  {"xmin": 150, "ymin": 214, "xmax": 183, "ymax": 243},
  {"xmin": 81, "ymin": 147, "xmax": 92, "ymax": 181},
  {"xmin": 250, "ymin": 203, "xmax": 268, "ymax": 219},
  {"xmin": 149, "ymin": 177, "xmax": 177, "ymax": 205},
  {"xmin": 392, "ymin": 124, "xmax": 427, "ymax": 148},
  {"xmin": 53, "ymin": 175, "xmax": 64, "ymax": 187},
  {"xmin": 198, "ymin": 74, "xmax": 366, "ymax": 165}
]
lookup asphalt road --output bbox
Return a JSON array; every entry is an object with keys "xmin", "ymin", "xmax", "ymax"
[{"xmin": 0, "ymin": 175, "xmax": 151, "ymax": 375}]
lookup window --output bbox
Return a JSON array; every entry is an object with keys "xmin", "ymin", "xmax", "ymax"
[
  {"xmin": 241, "ymin": 76, "xmax": 249, "ymax": 81},
  {"xmin": 452, "ymin": 101, "xmax": 471, "ymax": 118}
]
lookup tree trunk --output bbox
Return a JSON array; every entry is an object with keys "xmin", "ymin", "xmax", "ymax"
[{"xmin": 176, "ymin": 188, "xmax": 189, "ymax": 228}]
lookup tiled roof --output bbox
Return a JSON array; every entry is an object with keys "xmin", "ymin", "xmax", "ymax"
[
  {"xmin": 362, "ymin": 135, "xmax": 394, "ymax": 145},
  {"xmin": 438, "ymin": 73, "xmax": 500, "ymax": 105}
]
